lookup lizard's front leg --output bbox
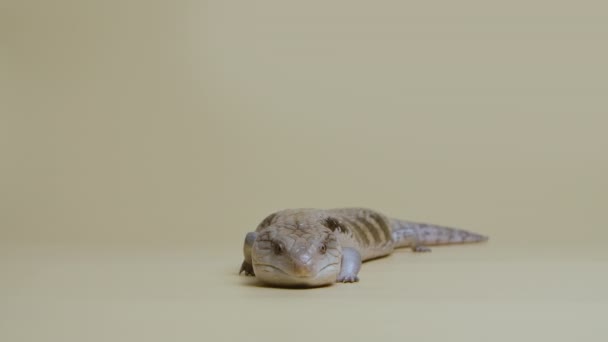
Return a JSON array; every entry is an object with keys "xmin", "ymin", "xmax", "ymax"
[
  {"xmin": 337, "ymin": 247, "xmax": 361, "ymax": 283},
  {"xmin": 239, "ymin": 232, "xmax": 257, "ymax": 276}
]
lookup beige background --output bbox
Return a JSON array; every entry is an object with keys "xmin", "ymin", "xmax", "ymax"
[{"xmin": 1, "ymin": 1, "xmax": 607, "ymax": 341}]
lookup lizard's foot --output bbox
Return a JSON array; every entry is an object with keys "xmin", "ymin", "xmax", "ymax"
[
  {"xmin": 412, "ymin": 245, "xmax": 432, "ymax": 253},
  {"xmin": 337, "ymin": 247, "xmax": 361, "ymax": 283},
  {"xmin": 239, "ymin": 261, "xmax": 255, "ymax": 276},
  {"xmin": 337, "ymin": 274, "xmax": 359, "ymax": 283}
]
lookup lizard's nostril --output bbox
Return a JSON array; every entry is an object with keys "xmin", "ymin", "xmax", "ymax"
[
  {"xmin": 293, "ymin": 246, "xmax": 313, "ymax": 264},
  {"xmin": 297, "ymin": 253, "xmax": 312, "ymax": 264}
]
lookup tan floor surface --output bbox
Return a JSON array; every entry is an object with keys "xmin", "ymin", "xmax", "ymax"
[{"xmin": 2, "ymin": 240, "xmax": 607, "ymax": 341}]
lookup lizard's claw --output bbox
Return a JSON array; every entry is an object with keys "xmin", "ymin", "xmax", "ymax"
[
  {"xmin": 239, "ymin": 261, "xmax": 255, "ymax": 276},
  {"xmin": 412, "ymin": 245, "xmax": 432, "ymax": 253},
  {"xmin": 337, "ymin": 275, "xmax": 359, "ymax": 283}
]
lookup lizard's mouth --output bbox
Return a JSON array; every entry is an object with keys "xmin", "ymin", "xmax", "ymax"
[
  {"xmin": 254, "ymin": 263, "xmax": 314, "ymax": 278},
  {"xmin": 253, "ymin": 261, "xmax": 341, "ymax": 287},
  {"xmin": 318, "ymin": 262, "xmax": 340, "ymax": 273},
  {"xmin": 253, "ymin": 263, "xmax": 291, "ymax": 275},
  {"xmin": 253, "ymin": 262, "xmax": 340, "ymax": 278}
]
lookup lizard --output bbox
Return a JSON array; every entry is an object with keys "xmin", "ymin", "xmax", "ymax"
[{"xmin": 239, "ymin": 208, "xmax": 488, "ymax": 287}]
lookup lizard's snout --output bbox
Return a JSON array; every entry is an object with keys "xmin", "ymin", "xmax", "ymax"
[
  {"xmin": 292, "ymin": 251, "xmax": 314, "ymax": 277},
  {"xmin": 292, "ymin": 246, "xmax": 312, "ymax": 264}
]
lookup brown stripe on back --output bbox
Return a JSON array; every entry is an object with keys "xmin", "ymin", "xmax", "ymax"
[
  {"xmin": 369, "ymin": 212, "xmax": 392, "ymax": 242},
  {"xmin": 323, "ymin": 217, "xmax": 346, "ymax": 233},
  {"xmin": 342, "ymin": 217, "xmax": 371, "ymax": 246},
  {"xmin": 356, "ymin": 215, "xmax": 382, "ymax": 244}
]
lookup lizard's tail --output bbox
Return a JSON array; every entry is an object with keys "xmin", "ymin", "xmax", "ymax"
[{"xmin": 391, "ymin": 219, "xmax": 488, "ymax": 249}]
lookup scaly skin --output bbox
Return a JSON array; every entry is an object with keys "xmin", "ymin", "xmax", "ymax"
[{"xmin": 240, "ymin": 208, "xmax": 488, "ymax": 287}]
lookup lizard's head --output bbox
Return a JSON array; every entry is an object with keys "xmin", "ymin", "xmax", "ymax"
[{"xmin": 251, "ymin": 226, "xmax": 342, "ymax": 287}]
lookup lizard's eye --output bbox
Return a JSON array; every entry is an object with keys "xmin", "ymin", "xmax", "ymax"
[
  {"xmin": 271, "ymin": 241, "xmax": 284, "ymax": 255},
  {"xmin": 319, "ymin": 243, "xmax": 327, "ymax": 254}
]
